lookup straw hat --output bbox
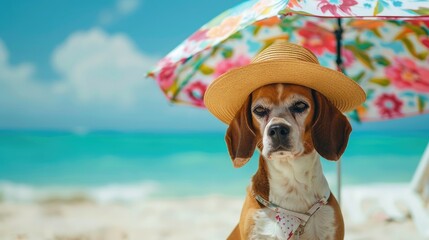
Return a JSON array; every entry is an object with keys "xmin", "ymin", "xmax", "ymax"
[{"xmin": 204, "ymin": 41, "xmax": 366, "ymax": 124}]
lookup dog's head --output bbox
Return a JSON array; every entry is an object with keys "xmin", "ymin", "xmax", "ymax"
[{"xmin": 225, "ymin": 83, "xmax": 352, "ymax": 168}]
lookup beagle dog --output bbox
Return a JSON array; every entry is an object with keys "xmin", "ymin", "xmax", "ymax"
[{"xmin": 226, "ymin": 83, "xmax": 350, "ymax": 240}]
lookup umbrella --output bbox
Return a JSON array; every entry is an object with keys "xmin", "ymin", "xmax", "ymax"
[
  {"xmin": 147, "ymin": 0, "xmax": 429, "ymax": 203},
  {"xmin": 147, "ymin": 0, "xmax": 429, "ymax": 122}
]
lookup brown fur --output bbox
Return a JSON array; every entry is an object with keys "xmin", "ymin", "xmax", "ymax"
[
  {"xmin": 226, "ymin": 84, "xmax": 349, "ymax": 240},
  {"xmin": 225, "ymin": 96, "xmax": 257, "ymax": 168}
]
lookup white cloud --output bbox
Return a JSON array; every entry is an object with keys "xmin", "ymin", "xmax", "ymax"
[
  {"xmin": 117, "ymin": 0, "xmax": 140, "ymax": 14},
  {"xmin": 0, "ymin": 39, "xmax": 34, "ymax": 83},
  {"xmin": 52, "ymin": 28, "xmax": 156, "ymax": 107},
  {"xmin": 98, "ymin": 0, "xmax": 141, "ymax": 25},
  {"xmin": 0, "ymin": 39, "xmax": 44, "ymax": 102},
  {"xmin": 0, "ymin": 30, "xmax": 224, "ymax": 131},
  {"xmin": 0, "ymin": 29, "xmax": 157, "ymax": 108}
]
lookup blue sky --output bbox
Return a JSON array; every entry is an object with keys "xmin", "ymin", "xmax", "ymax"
[{"xmin": 0, "ymin": 0, "xmax": 428, "ymax": 132}]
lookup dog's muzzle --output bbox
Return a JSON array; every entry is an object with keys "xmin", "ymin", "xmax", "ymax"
[{"xmin": 268, "ymin": 123, "xmax": 291, "ymax": 150}]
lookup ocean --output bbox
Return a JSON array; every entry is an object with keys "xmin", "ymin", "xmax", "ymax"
[{"xmin": 0, "ymin": 130, "xmax": 428, "ymax": 202}]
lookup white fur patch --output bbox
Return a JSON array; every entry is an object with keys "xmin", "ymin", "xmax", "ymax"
[{"xmin": 250, "ymin": 209, "xmax": 284, "ymax": 240}]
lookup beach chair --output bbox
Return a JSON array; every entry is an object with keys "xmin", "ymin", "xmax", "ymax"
[
  {"xmin": 343, "ymin": 142, "xmax": 429, "ymax": 238},
  {"xmin": 410, "ymin": 141, "xmax": 429, "ymax": 237}
]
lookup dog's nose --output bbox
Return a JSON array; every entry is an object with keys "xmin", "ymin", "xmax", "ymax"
[{"xmin": 268, "ymin": 124, "xmax": 290, "ymax": 142}]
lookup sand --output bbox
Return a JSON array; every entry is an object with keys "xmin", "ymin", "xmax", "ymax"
[{"xmin": 0, "ymin": 193, "xmax": 426, "ymax": 240}]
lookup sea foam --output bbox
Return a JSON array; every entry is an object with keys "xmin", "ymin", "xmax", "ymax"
[{"xmin": 0, "ymin": 181, "xmax": 159, "ymax": 204}]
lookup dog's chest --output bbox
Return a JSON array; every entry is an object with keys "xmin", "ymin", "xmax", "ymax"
[
  {"xmin": 250, "ymin": 204, "xmax": 336, "ymax": 240},
  {"xmin": 250, "ymin": 155, "xmax": 336, "ymax": 240}
]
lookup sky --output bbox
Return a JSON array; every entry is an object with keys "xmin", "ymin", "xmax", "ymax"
[{"xmin": 0, "ymin": 0, "xmax": 428, "ymax": 133}]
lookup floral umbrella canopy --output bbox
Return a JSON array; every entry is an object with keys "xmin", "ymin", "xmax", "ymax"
[{"xmin": 147, "ymin": 0, "xmax": 429, "ymax": 121}]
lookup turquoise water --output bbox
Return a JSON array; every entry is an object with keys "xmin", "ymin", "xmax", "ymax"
[{"xmin": 0, "ymin": 131, "xmax": 428, "ymax": 198}]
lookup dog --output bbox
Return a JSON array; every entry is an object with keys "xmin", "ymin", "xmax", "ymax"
[
  {"xmin": 203, "ymin": 40, "xmax": 365, "ymax": 240},
  {"xmin": 226, "ymin": 83, "xmax": 349, "ymax": 240}
]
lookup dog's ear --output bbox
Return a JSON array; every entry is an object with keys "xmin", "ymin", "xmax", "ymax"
[
  {"xmin": 311, "ymin": 91, "xmax": 352, "ymax": 161},
  {"xmin": 225, "ymin": 95, "xmax": 257, "ymax": 168}
]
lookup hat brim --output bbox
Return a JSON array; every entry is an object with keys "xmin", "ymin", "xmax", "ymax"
[{"xmin": 204, "ymin": 60, "xmax": 366, "ymax": 124}]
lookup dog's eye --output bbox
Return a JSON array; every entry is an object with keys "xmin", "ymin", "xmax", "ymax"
[
  {"xmin": 290, "ymin": 101, "xmax": 309, "ymax": 114},
  {"xmin": 253, "ymin": 106, "xmax": 270, "ymax": 117}
]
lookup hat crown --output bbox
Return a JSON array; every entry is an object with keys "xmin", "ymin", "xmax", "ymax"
[{"xmin": 252, "ymin": 41, "xmax": 319, "ymax": 65}]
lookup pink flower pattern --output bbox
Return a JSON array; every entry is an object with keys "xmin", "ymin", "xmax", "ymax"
[
  {"xmin": 185, "ymin": 82, "xmax": 207, "ymax": 107},
  {"xmin": 317, "ymin": 0, "xmax": 358, "ymax": 16},
  {"xmin": 157, "ymin": 62, "xmax": 177, "ymax": 91},
  {"xmin": 297, "ymin": 22, "xmax": 336, "ymax": 55},
  {"xmin": 214, "ymin": 55, "xmax": 251, "ymax": 77},
  {"xmin": 386, "ymin": 57, "xmax": 429, "ymax": 93},
  {"xmin": 189, "ymin": 29, "xmax": 208, "ymax": 42},
  {"xmin": 420, "ymin": 37, "xmax": 429, "ymax": 48},
  {"xmin": 375, "ymin": 93, "xmax": 403, "ymax": 119},
  {"xmin": 342, "ymin": 48, "xmax": 355, "ymax": 68}
]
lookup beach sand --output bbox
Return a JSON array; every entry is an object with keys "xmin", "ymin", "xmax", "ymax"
[{"xmin": 0, "ymin": 194, "xmax": 425, "ymax": 240}]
